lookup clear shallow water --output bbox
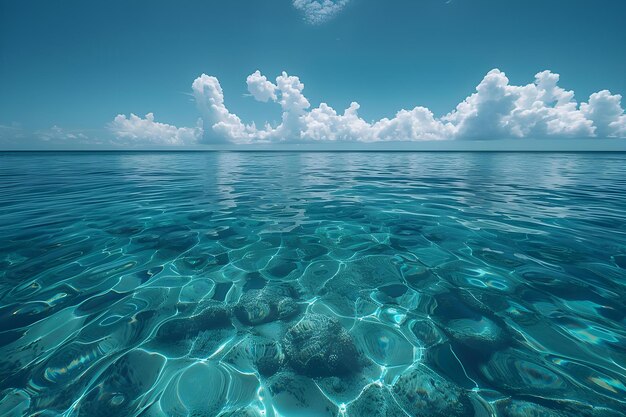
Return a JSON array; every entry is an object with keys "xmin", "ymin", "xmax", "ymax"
[{"xmin": 0, "ymin": 151, "xmax": 625, "ymax": 417}]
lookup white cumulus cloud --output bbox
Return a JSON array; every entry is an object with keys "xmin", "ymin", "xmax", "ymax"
[
  {"xmin": 443, "ymin": 69, "xmax": 596, "ymax": 139},
  {"xmin": 189, "ymin": 70, "xmax": 312, "ymax": 143},
  {"xmin": 192, "ymin": 69, "xmax": 626, "ymax": 143},
  {"xmin": 109, "ymin": 68, "xmax": 626, "ymax": 145},
  {"xmin": 246, "ymin": 70, "xmax": 278, "ymax": 102},
  {"xmin": 109, "ymin": 113, "xmax": 203, "ymax": 145},
  {"xmin": 292, "ymin": 0, "xmax": 350, "ymax": 24},
  {"xmin": 580, "ymin": 90, "xmax": 626, "ymax": 138}
]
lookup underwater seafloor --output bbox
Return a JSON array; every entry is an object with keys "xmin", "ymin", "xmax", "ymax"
[{"xmin": 0, "ymin": 151, "xmax": 625, "ymax": 417}]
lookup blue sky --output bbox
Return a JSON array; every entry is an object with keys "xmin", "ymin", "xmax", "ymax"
[{"xmin": 1, "ymin": 0, "xmax": 625, "ymax": 149}]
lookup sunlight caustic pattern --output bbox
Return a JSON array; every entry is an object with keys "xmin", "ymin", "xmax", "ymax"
[{"xmin": 110, "ymin": 69, "xmax": 626, "ymax": 145}]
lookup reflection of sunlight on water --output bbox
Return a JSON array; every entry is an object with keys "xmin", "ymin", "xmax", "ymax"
[
  {"xmin": 560, "ymin": 321, "xmax": 620, "ymax": 345},
  {"xmin": 589, "ymin": 376, "xmax": 626, "ymax": 395},
  {"xmin": 216, "ymin": 151, "xmax": 244, "ymax": 210},
  {"xmin": 466, "ymin": 268, "xmax": 511, "ymax": 291}
]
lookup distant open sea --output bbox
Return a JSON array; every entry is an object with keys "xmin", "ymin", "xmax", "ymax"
[{"xmin": 0, "ymin": 151, "xmax": 625, "ymax": 417}]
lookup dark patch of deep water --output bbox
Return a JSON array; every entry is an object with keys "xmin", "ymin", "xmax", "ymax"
[{"xmin": 0, "ymin": 151, "xmax": 625, "ymax": 417}]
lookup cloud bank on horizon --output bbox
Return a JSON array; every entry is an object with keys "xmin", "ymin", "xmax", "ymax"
[
  {"xmin": 110, "ymin": 113, "xmax": 203, "ymax": 146},
  {"xmin": 110, "ymin": 69, "xmax": 626, "ymax": 145}
]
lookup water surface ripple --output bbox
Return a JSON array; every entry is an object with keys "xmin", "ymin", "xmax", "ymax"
[{"xmin": 0, "ymin": 152, "xmax": 625, "ymax": 417}]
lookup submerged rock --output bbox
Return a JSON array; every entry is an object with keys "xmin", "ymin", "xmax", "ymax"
[
  {"xmin": 347, "ymin": 383, "xmax": 406, "ymax": 417},
  {"xmin": 283, "ymin": 314, "xmax": 361, "ymax": 377},
  {"xmin": 267, "ymin": 371, "xmax": 338, "ymax": 417},
  {"xmin": 155, "ymin": 302, "xmax": 231, "ymax": 342},
  {"xmin": 196, "ymin": 302, "xmax": 233, "ymax": 325},
  {"xmin": 253, "ymin": 337, "xmax": 285, "ymax": 377},
  {"xmin": 222, "ymin": 335, "xmax": 284, "ymax": 376},
  {"xmin": 239, "ymin": 335, "xmax": 284, "ymax": 377},
  {"xmin": 315, "ymin": 369, "xmax": 381, "ymax": 406},
  {"xmin": 234, "ymin": 285, "xmax": 299, "ymax": 326},
  {"xmin": 151, "ymin": 302, "xmax": 235, "ymax": 357},
  {"xmin": 392, "ymin": 364, "xmax": 472, "ymax": 417}
]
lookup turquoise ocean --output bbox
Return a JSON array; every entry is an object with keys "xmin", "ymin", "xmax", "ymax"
[{"xmin": 0, "ymin": 151, "xmax": 625, "ymax": 416}]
